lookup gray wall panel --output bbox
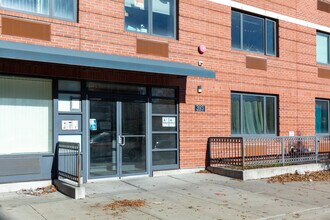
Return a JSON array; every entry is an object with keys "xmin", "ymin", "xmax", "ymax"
[{"xmin": 0, "ymin": 155, "xmax": 53, "ymax": 184}]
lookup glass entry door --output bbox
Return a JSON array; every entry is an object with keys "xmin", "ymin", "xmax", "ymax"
[
  {"xmin": 119, "ymin": 101, "xmax": 146, "ymax": 175},
  {"xmin": 89, "ymin": 98, "xmax": 147, "ymax": 178},
  {"xmin": 89, "ymin": 99, "xmax": 117, "ymax": 177}
]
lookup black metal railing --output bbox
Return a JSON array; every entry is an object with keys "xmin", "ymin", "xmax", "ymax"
[
  {"xmin": 208, "ymin": 136, "xmax": 330, "ymax": 170},
  {"xmin": 57, "ymin": 142, "xmax": 81, "ymax": 187}
]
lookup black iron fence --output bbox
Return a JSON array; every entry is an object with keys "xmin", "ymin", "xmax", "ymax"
[
  {"xmin": 208, "ymin": 136, "xmax": 330, "ymax": 170},
  {"xmin": 57, "ymin": 142, "xmax": 81, "ymax": 187}
]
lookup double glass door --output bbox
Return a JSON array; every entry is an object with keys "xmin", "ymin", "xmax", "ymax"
[{"xmin": 89, "ymin": 98, "xmax": 147, "ymax": 178}]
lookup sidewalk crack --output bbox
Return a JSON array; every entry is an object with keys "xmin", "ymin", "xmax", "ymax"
[{"xmin": 29, "ymin": 204, "xmax": 47, "ymax": 220}]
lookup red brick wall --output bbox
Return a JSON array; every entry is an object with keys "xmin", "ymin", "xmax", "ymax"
[{"xmin": 0, "ymin": 0, "xmax": 329, "ymax": 169}]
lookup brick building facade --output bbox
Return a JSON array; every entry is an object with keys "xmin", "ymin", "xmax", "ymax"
[{"xmin": 0, "ymin": 0, "xmax": 329, "ymax": 184}]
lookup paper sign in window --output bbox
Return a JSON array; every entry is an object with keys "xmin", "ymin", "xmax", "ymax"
[
  {"xmin": 71, "ymin": 99, "xmax": 80, "ymax": 110},
  {"xmin": 162, "ymin": 117, "xmax": 176, "ymax": 127},
  {"xmin": 62, "ymin": 120, "xmax": 79, "ymax": 130},
  {"xmin": 153, "ymin": 0, "xmax": 170, "ymax": 15},
  {"xmin": 90, "ymin": 119, "xmax": 97, "ymax": 131}
]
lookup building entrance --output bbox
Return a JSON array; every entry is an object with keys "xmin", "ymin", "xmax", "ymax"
[{"xmin": 89, "ymin": 98, "xmax": 147, "ymax": 178}]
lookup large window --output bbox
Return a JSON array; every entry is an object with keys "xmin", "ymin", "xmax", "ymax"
[
  {"xmin": 231, "ymin": 93, "xmax": 277, "ymax": 135},
  {"xmin": 0, "ymin": 0, "xmax": 76, "ymax": 21},
  {"xmin": 316, "ymin": 99, "xmax": 329, "ymax": 134},
  {"xmin": 124, "ymin": 0, "xmax": 176, "ymax": 38},
  {"xmin": 317, "ymin": 32, "xmax": 330, "ymax": 65},
  {"xmin": 0, "ymin": 76, "xmax": 53, "ymax": 154},
  {"xmin": 232, "ymin": 11, "xmax": 277, "ymax": 56}
]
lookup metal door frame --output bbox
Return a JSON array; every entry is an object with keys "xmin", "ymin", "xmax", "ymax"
[
  {"xmin": 87, "ymin": 94, "xmax": 150, "ymax": 180},
  {"xmin": 117, "ymin": 100, "xmax": 149, "ymax": 178}
]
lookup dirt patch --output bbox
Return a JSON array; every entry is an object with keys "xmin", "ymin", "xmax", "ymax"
[
  {"xmin": 104, "ymin": 199, "xmax": 146, "ymax": 210},
  {"xmin": 267, "ymin": 170, "xmax": 330, "ymax": 183},
  {"xmin": 19, "ymin": 185, "xmax": 57, "ymax": 196},
  {"xmin": 100, "ymin": 199, "xmax": 146, "ymax": 216},
  {"xmin": 98, "ymin": 199, "xmax": 146, "ymax": 217},
  {"xmin": 196, "ymin": 169, "xmax": 211, "ymax": 174}
]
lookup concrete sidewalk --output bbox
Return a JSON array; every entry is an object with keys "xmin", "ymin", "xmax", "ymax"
[{"xmin": 0, "ymin": 172, "xmax": 329, "ymax": 220}]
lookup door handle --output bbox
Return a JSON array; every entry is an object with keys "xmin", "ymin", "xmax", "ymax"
[{"xmin": 118, "ymin": 136, "xmax": 126, "ymax": 146}]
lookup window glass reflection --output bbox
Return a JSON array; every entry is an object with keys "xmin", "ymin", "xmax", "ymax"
[
  {"xmin": 152, "ymin": 99, "xmax": 176, "ymax": 114},
  {"xmin": 231, "ymin": 11, "xmax": 276, "ymax": 56},
  {"xmin": 125, "ymin": 0, "xmax": 149, "ymax": 33},
  {"xmin": 242, "ymin": 14, "xmax": 264, "ymax": 53},
  {"xmin": 316, "ymin": 100, "xmax": 329, "ymax": 134},
  {"xmin": 152, "ymin": 0, "xmax": 174, "ymax": 37},
  {"xmin": 231, "ymin": 11, "xmax": 241, "ymax": 49},
  {"xmin": 153, "ymin": 134, "xmax": 177, "ymax": 149},
  {"xmin": 152, "ymin": 151, "xmax": 177, "ymax": 166},
  {"xmin": 266, "ymin": 20, "xmax": 276, "ymax": 55},
  {"xmin": 54, "ymin": 0, "xmax": 74, "ymax": 20},
  {"xmin": 317, "ymin": 33, "xmax": 329, "ymax": 64},
  {"xmin": 1, "ymin": 0, "xmax": 49, "ymax": 15}
]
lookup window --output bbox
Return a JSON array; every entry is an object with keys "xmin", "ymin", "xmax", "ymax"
[
  {"xmin": 317, "ymin": 32, "xmax": 330, "ymax": 65},
  {"xmin": 151, "ymin": 87, "xmax": 178, "ymax": 169},
  {"xmin": 124, "ymin": 0, "xmax": 176, "ymax": 38},
  {"xmin": 0, "ymin": 0, "xmax": 76, "ymax": 21},
  {"xmin": 231, "ymin": 93, "xmax": 277, "ymax": 135},
  {"xmin": 316, "ymin": 99, "xmax": 329, "ymax": 134},
  {"xmin": 0, "ymin": 75, "xmax": 52, "ymax": 154},
  {"xmin": 232, "ymin": 11, "xmax": 277, "ymax": 56}
]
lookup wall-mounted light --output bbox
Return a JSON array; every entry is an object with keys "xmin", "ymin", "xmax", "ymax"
[{"xmin": 197, "ymin": 85, "xmax": 202, "ymax": 93}]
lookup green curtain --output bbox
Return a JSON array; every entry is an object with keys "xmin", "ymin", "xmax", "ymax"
[
  {"xmin": 316, "ymin": 105, "xmax": 322, "ymax": 133},
  {"xmin": 315, "ymin": 101, "xmax": 328, "ymax": 133},
  {"xmin": 231, "ymin": 95, "xmax": 240, "ymax": 134},
  {"xmin": 266, "ymin": 97, "xmax": 275, "ymax": 134},
  {"xmin": 243, "ymin": 96, "xmax": 264, "ymax": 134}
]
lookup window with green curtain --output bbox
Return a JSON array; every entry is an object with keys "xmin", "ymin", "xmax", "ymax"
[
  {"xmin": 0, "ymin": 75, "xmax": 52, "ymax": 155},
  {"xmin": 315, "ymin": 100, "xmax": 329, "ymax": 134},
  {"xmin": 231, "ymin": 93, "xmax": 276, "ymax": 135}
]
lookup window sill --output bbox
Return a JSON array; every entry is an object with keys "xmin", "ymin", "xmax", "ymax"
[
  {"xmin": 231, "ymin": 134, "xmax": 278, "ymax": 138},
  {"xmin": 0, "ymin": 152, "xmax": 54, "ymax": 158},
  {"xmin": 317, "ymin": 63, "xmax": 330, "ymax": 68},
  {"xmin": 124, "ymin": 29, "xmax": 177, "ymax": 41},
  {"xmin": 231, "ymin": 47, "xmax": 278, "ymax": 58}
]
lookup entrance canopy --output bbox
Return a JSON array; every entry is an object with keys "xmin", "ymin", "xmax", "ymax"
[{"xmin": 0, "ymin": 40, "xmax": 215, "ymax": 78}]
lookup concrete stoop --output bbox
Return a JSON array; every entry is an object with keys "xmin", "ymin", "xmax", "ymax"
[
  {"xmin": 53, "ymin": 179, "xmax": 85, "ymax": 199},
  {"xmin": 207, "ymin": 163, "xmax": 330, "ymax": 181}
]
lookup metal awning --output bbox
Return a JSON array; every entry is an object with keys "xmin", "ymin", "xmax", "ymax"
[{"xmin": 0, "ymin": 40, "xmax": 215, "ymax": 78}]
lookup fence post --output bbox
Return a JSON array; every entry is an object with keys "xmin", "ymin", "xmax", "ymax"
[
  {"xmin": 209, "ymin": 138, "xmax": 212, "ymax": 167},
  {"xmin": 78, "ymin": 150, "xmax": 81, "ymax": 187},
  {"xmin": 281, "ymin": 137, "xmax": 285, "ymax": 166},
  {"xmin": 315, "ymin": 136, "xmax": 319, "ymax": 164},
  {"xmin": 241, "ymin": 138, "xmax": 245, "ymax": 170}
]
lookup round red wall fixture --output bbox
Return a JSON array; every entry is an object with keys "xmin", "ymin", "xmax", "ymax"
[{"xmin": 198, "ymin": 45, "xmax": 206, "ymax": 54}]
